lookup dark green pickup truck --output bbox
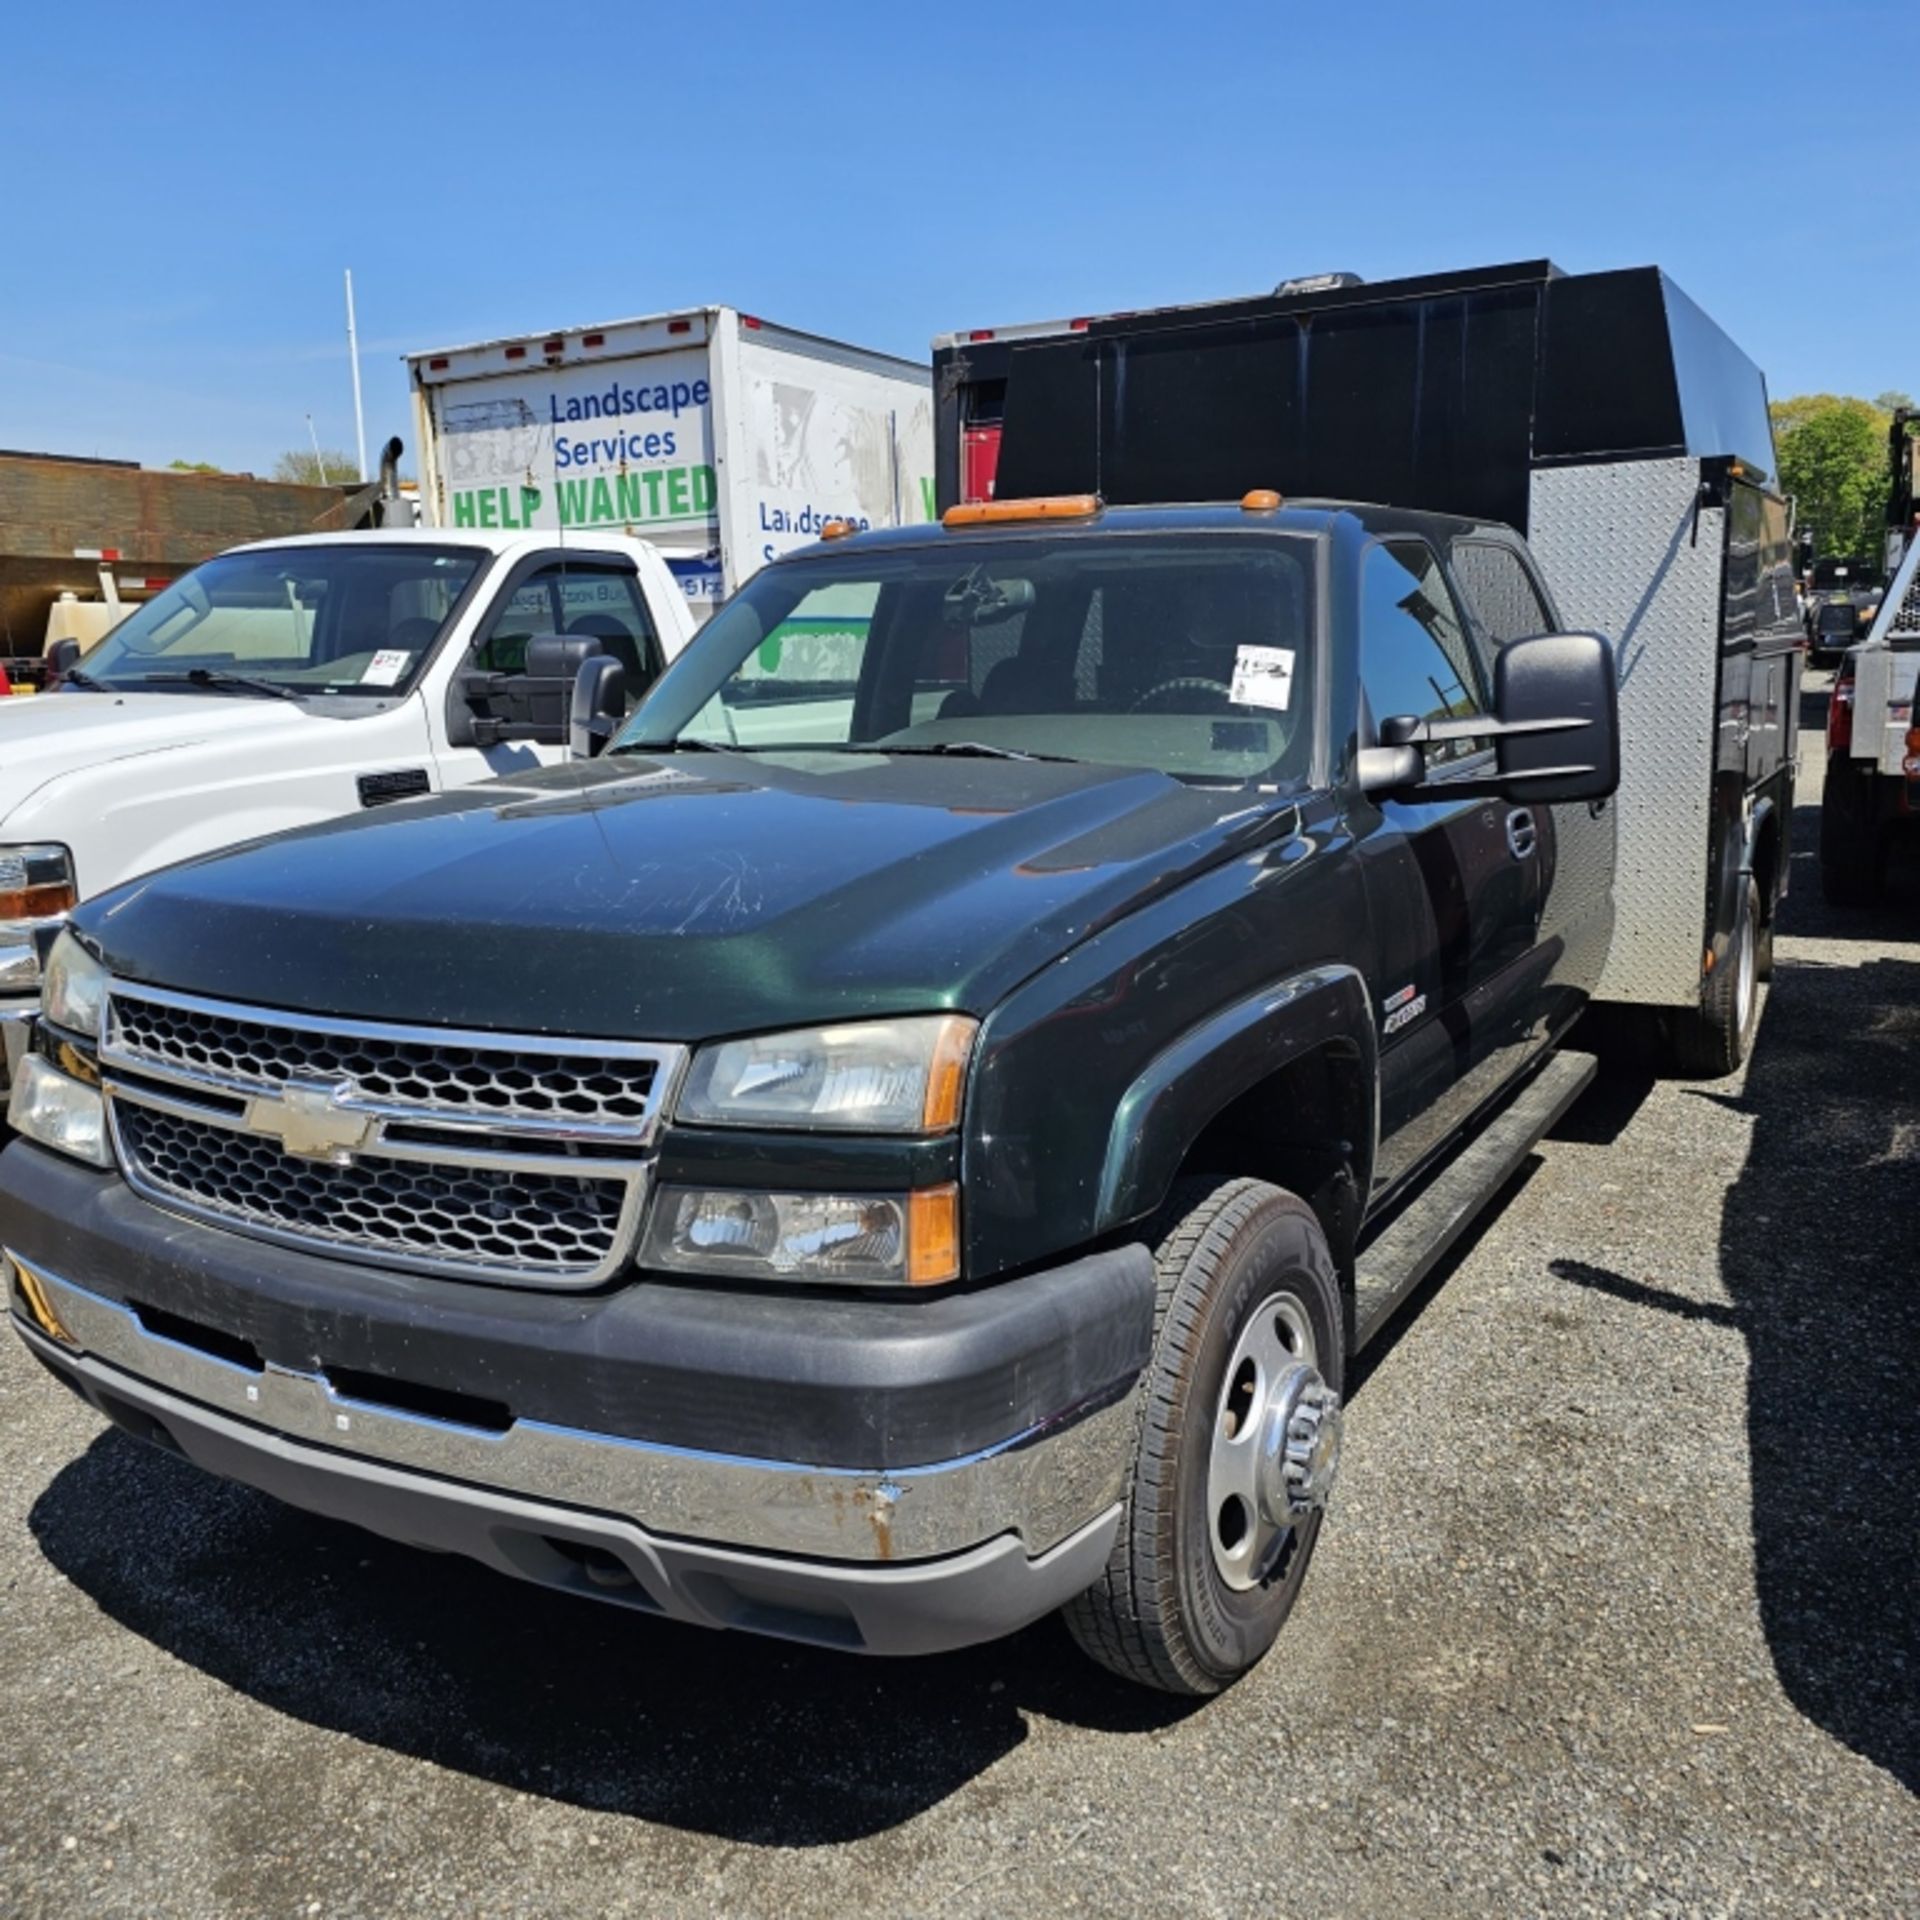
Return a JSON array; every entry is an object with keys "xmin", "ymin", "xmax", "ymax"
[{"xmin": 4, "ymin": 491, "xmax": 1618, "ymax": 1692}]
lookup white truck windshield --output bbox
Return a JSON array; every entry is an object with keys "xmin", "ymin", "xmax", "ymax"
[{"xmin": 80, "ymin": 546, "xmax": 484, "ymax": 697}]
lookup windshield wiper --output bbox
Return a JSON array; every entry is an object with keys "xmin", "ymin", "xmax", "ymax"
[
  {"xmin": 853, "ymin": 741, "xmax": 1080, "ymax": 764},
  {"xmin": 136, "ymin": 668, "xmax": 301, "ymax": 702},
  {"xmin": 613, "ymin": 737, "xmax": 770, "ymax": 755},
  {"xmin": 56, "ymin": 666, "xmax": 109, "ymax": 690},
  {"xmin": 616, "ymin": 739, "xmax": 1080, "ymax": 763}
]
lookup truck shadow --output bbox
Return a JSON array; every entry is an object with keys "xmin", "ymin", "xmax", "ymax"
[
  {"xmin": 1550, "ymin": 946, "xmax": 1920, "ymax": 1793},
  {"xmin": 27, "ymin": 1427, "xmax": 1193, "ymax": 1845}
]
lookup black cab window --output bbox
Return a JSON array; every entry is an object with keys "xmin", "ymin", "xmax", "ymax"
[
  {"xmin": 1450, "ymin": 540, "xmax": 1553, "ymax": 647},
  {"xmin": 1360, "ymin": 541, "xmax": 1487, "ymax": 764}
]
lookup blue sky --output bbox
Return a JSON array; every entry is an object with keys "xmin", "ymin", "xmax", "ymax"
[{"xmin": 6, "ymin": 0, "xmax": 1913, "ymax": 475}]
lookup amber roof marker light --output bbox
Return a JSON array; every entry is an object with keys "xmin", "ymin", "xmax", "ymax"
[
  {"xmin": 1241, "ymin": 489, "xmax": 1285, "ymax": 512},
  {"xmin": 942, "ymin": 494, "xmax": 1102, "ymax": 529},
  {"xmin": 818, "ymin": 518, "xmax": 858, "ymax": 540}
]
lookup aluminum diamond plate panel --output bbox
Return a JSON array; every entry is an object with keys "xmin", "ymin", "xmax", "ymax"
[{"xmin": 1529, "ymin": 459, "xmax": 1723, "ymax": 1006}]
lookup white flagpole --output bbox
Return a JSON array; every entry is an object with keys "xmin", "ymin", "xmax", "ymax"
[{"xmin": 344, "ymin": 269, "xmax": 368, "ymax": 483}]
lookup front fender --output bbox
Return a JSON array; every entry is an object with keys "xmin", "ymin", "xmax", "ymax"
[{"xmin": 1093, "ymin": 964, "xmax": 1377, "ymax": 1233}]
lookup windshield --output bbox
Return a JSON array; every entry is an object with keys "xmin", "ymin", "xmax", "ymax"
[
  {"xmin": 81, "ymin": 544, "xmax": 484, "ymax": 696},
  {"xmin": 1812, "ymin": 557, "xmax": 1878, "ymax": 593},
  {"xmin": 617, "ymin": 533, "xmax": 1316, "ymax": 785}
]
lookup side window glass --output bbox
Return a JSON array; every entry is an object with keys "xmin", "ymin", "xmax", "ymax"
[
  {"xmin": 553, "ymin": 571, "xmax": 659, "ymax": 709},
  {"xmin": 1450, "ymin": 540, "xmax": 1553, "ymax": 648},
  {"xmin": 1361, "ymin": 542, "xmax": 1488, "ymax": 765},
  {"xmin": 473, "ymin": 573, "xmax": 556, "ymax": 675},
  {"xmin": 472, "ymin": 564, "xmax": 660, "ymax": 709}
]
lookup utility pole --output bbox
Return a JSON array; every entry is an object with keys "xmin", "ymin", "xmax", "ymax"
[
  {"xmin": 306, "ymin": 412, "xmax": 326, "ymax": 484},
  {"xmin": 344, "ymin": 268, "xmax": 368, "ymax": 483}
]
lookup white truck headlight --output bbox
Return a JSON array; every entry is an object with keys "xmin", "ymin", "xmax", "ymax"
[
  {"xmin": 676, "ymin": 1015, "xmax": 975, "ymax": 1133},
  {"xmin": 8, "ymin": 1054, "xmax": 110, "ymax": 1167},
  {"xmin": 640, "ymin": 1183, "xmax": 960, "ymax": 1286},
  {"xmin": 42, "ymin": 931, "xmax": 108, "ymax": 1038},
  {"xmin": 0, "ymin": 845, "xmax": 77, "ymax": 991}
]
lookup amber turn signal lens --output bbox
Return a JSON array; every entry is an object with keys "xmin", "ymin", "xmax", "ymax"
[
  {"xmin": 942, "ymin": 494, "xmax": 1100, "ymax": 528},
  {"xmin": 920, "ymin": 1015, "xmax": 975, "ymax": 1132},
  {"xmin": 907, "ymin": 1184, "xmax": 961, "ymax": 1286},
  {"xmin": 0, "ymin": 880, "xmax": 74, "ymax": 919},
  {"xmin": 10, "ymin": 1257, "xmax": 75, "ymax": 1348}
]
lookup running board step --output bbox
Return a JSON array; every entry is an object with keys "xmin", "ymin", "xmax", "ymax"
[{"xmin": 1352, "ymin": 1049, "xmax": 1596, "ymax": 1351}]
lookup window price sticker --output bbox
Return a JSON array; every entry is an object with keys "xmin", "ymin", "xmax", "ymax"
[
  {"xmin": 1230, "ymin": 645, "xmax": 1295, "ymax": 712},
  {"xmin": 361, "ymin": 649, "xmax": 413, "ymax": 687}
]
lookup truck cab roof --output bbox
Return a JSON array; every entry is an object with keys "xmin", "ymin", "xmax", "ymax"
[
  {"xmin": 793, "ymin": 496, "xmax": 1524, "ymax": 559},
  {"xmin": 220, "ymin": 528, "xmax": 667, "ymax": 562}
]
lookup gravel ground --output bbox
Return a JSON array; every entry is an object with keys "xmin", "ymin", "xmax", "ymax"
[{"xmin": 1, "ymin": 682, "xmax": 1915, "ymax": 1919}]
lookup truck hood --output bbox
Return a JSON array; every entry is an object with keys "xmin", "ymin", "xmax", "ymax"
[
  {"xmin": 0, "ymin": 691, "xmax": 318, "ymax": 820},
  {"xmin": 79, "ymin": 749, "xmax": 1297, "ymax": 1040}
]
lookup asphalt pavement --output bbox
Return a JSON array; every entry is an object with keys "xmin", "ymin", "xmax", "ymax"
[{"xmin": 1, "ymin": 680, "xmax": 1914, "ymax": 1919}]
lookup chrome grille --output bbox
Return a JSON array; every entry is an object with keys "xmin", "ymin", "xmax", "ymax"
[
  {"xmin": 109, "ymin": 990, "xmax": 660, "ymax": 1135},
  {"xmin": 117, "ymin": 1104, "xmax": 630, "ymax": 1278},
  {"xmin": 99, "ymin": 981, "xmax": 686, "ymax": 1289}
]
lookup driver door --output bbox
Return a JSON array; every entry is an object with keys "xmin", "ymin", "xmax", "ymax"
[{"xmin": 1355, "ymin": 539, "xmax": 1549, "ymax": 1195}]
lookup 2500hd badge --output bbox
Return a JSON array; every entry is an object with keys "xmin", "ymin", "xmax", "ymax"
[{"xmin": 1381, "ymin": 984, "xmax": 1428, "ymax": 1035}]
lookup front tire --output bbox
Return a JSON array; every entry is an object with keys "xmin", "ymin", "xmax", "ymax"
[
  {"xmin": 1063, "ymin": 1178, "xmax": 1345, "ymax": 1695},
  {"xmin": 1671, "ymin": 875, "xmax": 1761, "ymax": 1078}
]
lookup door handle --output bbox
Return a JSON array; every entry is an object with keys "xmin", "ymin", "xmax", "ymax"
[{"xmin": 1505, "ymin": 808, "xmax": 1537, "ymax": 860}]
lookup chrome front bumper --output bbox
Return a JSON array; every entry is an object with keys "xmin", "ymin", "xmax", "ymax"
[
  {"xmin": 0, "ymin": 1001, "xmax": 35, "ymax": 1091},
  {"xmin": 8, "ymin": 1253, "xmax": 1134, "ymax": 1572}
]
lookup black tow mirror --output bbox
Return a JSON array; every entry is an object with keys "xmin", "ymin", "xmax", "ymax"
[
  {"xmin": 570, "ymin": 655, "xmax": 627, "ymax": 759},
  {"xmin": 1488, "ymin": 630, "xmax": 1619, "ymax": 803},
  {"xmin": 1357, "ymin": 631, "xmax": 1619, "ymax": 805},
  {"xmin": 458, "ymin": 632, "xmax": 607, "ymax": 749}
]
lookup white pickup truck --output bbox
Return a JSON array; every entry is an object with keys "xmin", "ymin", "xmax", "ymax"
[
  {"xmin": 1821, "ymin": 534, "xmax": 1920, "ymax": 904},
  {"xmin": 0, "ymin": 526, "xmax": 695, "ymax": 1075}
]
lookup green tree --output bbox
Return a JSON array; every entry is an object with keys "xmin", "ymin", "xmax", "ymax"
[
  {"xmin": 1771, "ymin": 394, "xmax": 1889, "ymax": 558},
  {"xmin": 166, "ymin": 458, "xmax": 223, "ymax": 474},
  {"xmin": 272, "ymin": 449, "xmax": 360, "ymax": 485},
  {"xmin": 1872, "ymin": 390, "xmax": 1914, "ymax": 414}
]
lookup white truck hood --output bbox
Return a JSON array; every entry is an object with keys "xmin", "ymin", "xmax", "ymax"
[{"xmin": 0, "ymin": 692, "xmax": 319, "ymax": 824}]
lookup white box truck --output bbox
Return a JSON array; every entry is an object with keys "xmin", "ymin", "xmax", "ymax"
[{"xmin": 408, "ymin": 307, "xmax": 935, "ymax": 620}]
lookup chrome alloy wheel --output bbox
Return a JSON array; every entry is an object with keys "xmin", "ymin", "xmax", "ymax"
[
  {"xmin": 1734, "ymin": 899, "xmax": 1757, "ymax": 1040},
  {"xmin": 1207, "ymin": 1291, "xmax": 1343, "ymax": 1591}
]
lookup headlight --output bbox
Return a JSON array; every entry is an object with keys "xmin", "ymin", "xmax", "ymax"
[
  {"xmin": 640, "ymin": 1183, "xmax": 960, "ymax": 1286},
  {"xmin": 7, "ymin": 1053, "xmax": 110, "ymax": 1167},
  {"xmin": 0, "ymin": 844, "xmax": 77, "ymax": 925},
  {"xmin": 677, "ymin": 1015, "xmax": 976, "ymax": 1133},
  {"xmin": 0, "ymin": 845, "xmax": 77, "ymax": 991},
  {"xmin": 42, "ymin": 930, "xmax": 108, "ymax": 1038}
]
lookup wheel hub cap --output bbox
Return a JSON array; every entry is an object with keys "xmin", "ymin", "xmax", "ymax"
[
  {"xmin": 1206, "ymin": 1292, "xmax": 1343, "ymax": 1591},
  {"xmin": 1257, "ymin": 1370, "xmax": 1343, "ymax": 1524}
]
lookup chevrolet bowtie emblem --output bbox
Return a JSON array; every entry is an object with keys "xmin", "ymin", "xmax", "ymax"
[{"xmin": 245, "ymin": 1082, "xmax": 375, "ymax": 1165}]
